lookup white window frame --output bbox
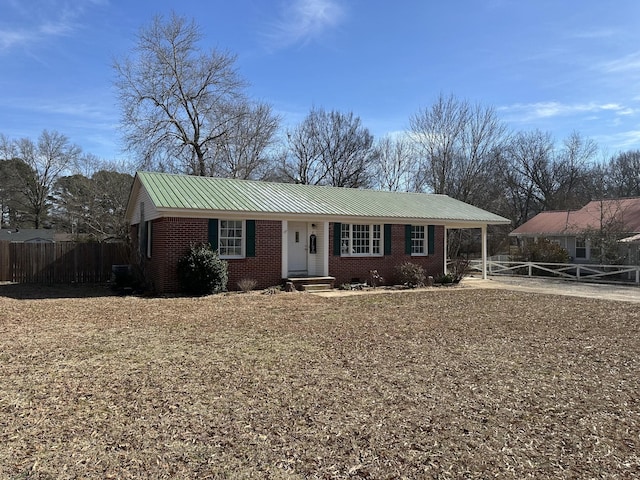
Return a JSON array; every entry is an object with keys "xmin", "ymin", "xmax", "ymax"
[
  {"xmin": 219, "ymin": 219, "xmax": 245, "ymax": 258},
  {"xmin": 411, "ymin": 225, "xmax": 427, "ymax": 256},
  {"xmin": 340, "ymin": 223, "xmax": 383, "ymax": 257}
]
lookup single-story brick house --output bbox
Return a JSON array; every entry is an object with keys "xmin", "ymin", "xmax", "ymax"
[{"xmin": 125, "ymin": 172, "xmax": 510, "ymax": 293}]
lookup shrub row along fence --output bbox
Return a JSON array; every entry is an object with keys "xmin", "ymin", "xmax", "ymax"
[{"xmin": 0, "ymin": 241, "xmax": 130, "ymax": 284}]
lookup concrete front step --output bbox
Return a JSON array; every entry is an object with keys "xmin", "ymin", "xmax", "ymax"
[
  {"xmin": 302, "ymin": 283, "xmax": 333, "ymax": 292},
  {"xmin": 286, "ymin": 276, "xmax": 336, "ymax": 291}
]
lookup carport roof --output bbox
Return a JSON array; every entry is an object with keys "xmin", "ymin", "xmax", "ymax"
[{"xmin": 127, "ymin": 171, "xmax": 511, "ymax": 225}]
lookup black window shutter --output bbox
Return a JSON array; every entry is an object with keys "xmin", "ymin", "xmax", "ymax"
[
  {"xmin": 208, "ymin": 219, "xmax": 218, "ymax": 251},
  {"xmin": 405, "ymin": 225, "xmax": 412, "ymax": 255},
  {"xmin": 384, "ymin": 224, "xmax": 392, "ymax": 255},
  {"xmin": 333, "ymin": 223, "xmax": 342, "ymax": 256},
  {"xmin": 428, "ymin": 225, "xmax": 435, "ymax": 255},
  {"xmin": 246, "ymin": 220, "xmax": 256, "ymax": 257}
]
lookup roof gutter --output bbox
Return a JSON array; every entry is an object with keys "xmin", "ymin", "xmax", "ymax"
[{"xmin": 153, "ymin": 207, "xmax": 510, "ymax": 227}]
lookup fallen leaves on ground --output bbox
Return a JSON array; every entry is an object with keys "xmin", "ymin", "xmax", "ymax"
[{"xmin": 0, "ymin": 286, "xmax": 639, "ymax": 478}]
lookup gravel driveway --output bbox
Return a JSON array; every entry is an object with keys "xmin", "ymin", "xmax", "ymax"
[
  {"xmin": 315, "ymin": 275, "xmax": 640, "ymax": 303},
  {"xmin": 465, "ymin": 275, "xmax": 640, "ymax": 303}
]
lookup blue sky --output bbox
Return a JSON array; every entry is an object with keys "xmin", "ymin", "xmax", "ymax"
[{"xmin": 2, "ymin": 0, "xmax": 640, "ymax": 164}]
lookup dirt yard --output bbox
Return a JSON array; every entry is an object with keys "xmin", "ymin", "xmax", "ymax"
[{"xmin": 1, "ymin": 283, "xmax": 639, "ymax": 478}]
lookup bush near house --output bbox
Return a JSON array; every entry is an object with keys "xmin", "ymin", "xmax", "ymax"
[
  {"xmin": 518, "ymin": 238, "xmax": 570, "ymax": 264},
  {"xmin": 396, "ymin": 261, "xmax": 426, "ymax": 288},
  {"xmin": 177, "ymin": 243, "xmax": 228, "ymax": 295},
  {"xmin": 237, "ymin": 278, "xmax": 258, "ymax": 293},
  {"xmin": 448, "ymin": 257, "xmax": 471, "ymax": 283}
]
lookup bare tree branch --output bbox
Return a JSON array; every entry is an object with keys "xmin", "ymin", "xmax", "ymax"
[
  {"xmin": 113, "ymin": 13, "xmax": 255, "ymax": 176},
  {"xmin": 282, "ymin": 107, "xmax": 374, "ymax": 187}
]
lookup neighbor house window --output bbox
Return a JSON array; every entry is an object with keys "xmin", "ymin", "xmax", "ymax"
[
  {"xmin": 575, "ymin": 238, "xmax": 587, "ymax": 259},
  {"xmin": 340, "ymin": 223, "xmax": 383, "ymax": 256},
  {"xmin": 411, "ymin": 225, "xmax": 426, "ymax": 255},
  {"xmin": 219, "ymin": 220, "xmax": 244, "ymax": 257}
]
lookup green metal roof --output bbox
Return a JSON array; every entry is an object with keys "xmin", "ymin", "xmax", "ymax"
[{"xmin": 131, "ymin": 171, "xmax": 510, "ymax": 224}]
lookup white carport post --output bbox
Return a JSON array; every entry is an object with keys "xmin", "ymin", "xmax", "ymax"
[
  {"xmin": 322, "ymin": 221, "xmax": 329, "ymax": 276},
  {"xmin": 481, "ymin": 224, "xmax": 488, "ymax": 280},
  {"xmin": 443, "ymin": 226, "xmax": 448, "ymax": 275},
  {"xmin": 281, "ymin": 220, "xmax": 288, "ymax": 279}
]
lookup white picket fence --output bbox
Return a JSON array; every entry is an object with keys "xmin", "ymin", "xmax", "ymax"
[{"xmin": 467, "ymin": 259, "xmax": 640, "ymax": 285}]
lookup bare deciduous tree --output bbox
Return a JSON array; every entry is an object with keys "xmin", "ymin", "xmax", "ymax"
[
  {"xmin": 9, "ymin": 130, "xmax": 81, "ymax": 228},
  {"xmin": 604, "ymin": 150, "xmax": 640, "ymax": 198},
  {"xmin": 580, "ymin": 198, "xmax": 628, "ymax": 264},
  {"xmin": 282, "ymin": 111, "xmax": 325, "ymax": 185},
  {"xmin": 498, "ymin": 129, "xmax": 556, "ymax": 226},
  {"xmin": 410, "ymin": 94, "xmax": 467, "ymax": 195},
  {"xmin": 113, "ymin": 13, "xmax": 251, "ymax": 176},
  {"xmin": 282, "ymin": 107, "xmax": 374, "ymax": 187},
  {"xmin": 551, "ymin": 131, "xmax": 598, "ymax": 209},
  {"xmin": 409, "ymin": 94, "xmax": 506, "ymax": 207},
  {"xmin": 499, "ymin": 130, "xmax": 598, "ymax": 227},
  {"xmin": 371, "ymin": 135, "xmax": 417, "ymax": 192},
  {"xmin": 211, "ymin": 102, "xmax": 280, "ymax": 180},
  {"xmin": 409, "ymin": 94, "xmax": 508, "ymax": 258}
]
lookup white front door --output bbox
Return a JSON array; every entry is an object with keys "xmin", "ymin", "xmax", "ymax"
[{"xmin": 288, "ymin": 222, "xmax": 308, "ymax": 274}]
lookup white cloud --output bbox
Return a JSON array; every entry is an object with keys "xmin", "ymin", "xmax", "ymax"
[
  {"xmin": 264, "ymin": 0, "xmax": 346, "ymax": 50},
  {"xmin": 0, "ymin": 29, "xmax": 31, "ymax": 50},
  {"xmin": 0, "ymin": 0, "xmax": 101, "ymax": 53},
  {"xmin": 597, "ymin": 129, "xmax": 640, "ymax": 151},
  {"xmin": 0, "ymin": 93, "xmax": 115, "ymax": 122},
  {"xmin": 598, "ymin": 51, "xmax": 640, "ymax": 74},
  {"xmin": 499, "ymin": 101, "xmax": 636, "ymax": 122},
  {"xmin": 568, "ymin": 28, "xmax": 618, "ymax": 40}
]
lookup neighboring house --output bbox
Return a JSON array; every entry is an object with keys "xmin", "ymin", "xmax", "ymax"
[
  {"xmin": 0, "ymin": 228, "xmax": 55, "ymax": 243},
  {"xmin": 510, "ymin": 198, "xmax": 640, "ymax": 264},
  {"xmin": 124, "ymin": 172, "xmax": 510, "ymax": 293}
]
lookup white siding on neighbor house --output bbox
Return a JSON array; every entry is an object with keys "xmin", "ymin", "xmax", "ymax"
[
  {"xmin": 129, "ymin": 187, "xmax": 160, "ymax": 226},
  {"xmin": 547, "ymin": 236, "xmax": 590, "ymax": 262},
  {"xmin": 564, "ymin": 236, "xmax": 576, "ymax": 259},
  {"xmin": 624, "ymin": 243, "xmax": 640, "ymax": 265}
]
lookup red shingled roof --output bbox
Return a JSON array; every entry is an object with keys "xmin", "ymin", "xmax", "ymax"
[{"xmin": 510, "ymin": 198, "xmax": 640, "ymax": 237}]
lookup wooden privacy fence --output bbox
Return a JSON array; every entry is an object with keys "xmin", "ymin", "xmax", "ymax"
[{"xmin": 0, "ymin": 241, "xmax": 130, "ymax": 284}]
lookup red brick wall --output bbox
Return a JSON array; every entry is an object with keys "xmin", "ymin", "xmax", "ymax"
[
  {"xmin": 148, "ymin": 217, "xmax": 208, "ymax": 293},
  {"xmin": 225, "ymin": 220, "xmax": 282, "ymax": 291},
  {"xmin": 139, "ymin": 218, "xmax": 282, "ymax": 294},
  {"xmin": 131, "ymin": 218, "xmax": 445, "ymax": 293},
  {"xmin": 328, "ymin": 223, "xmax": 445, "ymax": 286}
]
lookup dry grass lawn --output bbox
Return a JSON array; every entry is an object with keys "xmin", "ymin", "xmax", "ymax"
[{"xmin": 1, "ymin": 285, "xmax": 639, "ymax": 479}]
